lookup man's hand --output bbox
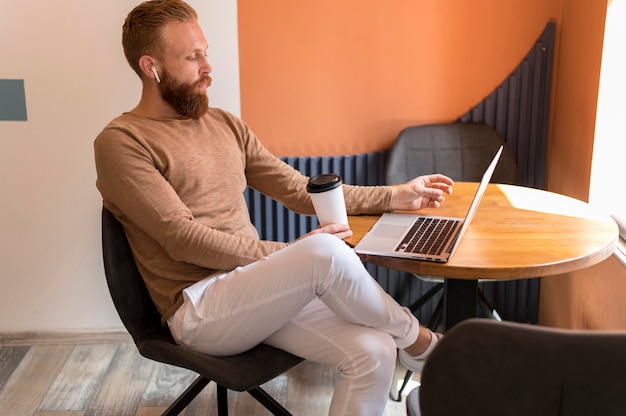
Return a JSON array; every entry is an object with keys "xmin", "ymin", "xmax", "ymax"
[
  {"xmin": 390, "ymin": 174, "xmax": 454, "ymax": 211},
  {"xmin": 291, "ymin": 223, "xmax": 353, "ymax": 245}
]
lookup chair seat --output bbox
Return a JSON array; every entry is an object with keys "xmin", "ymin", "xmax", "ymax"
[{"xmin": 140, "ymin": 339, "xmax": 304, "ymax": 392}]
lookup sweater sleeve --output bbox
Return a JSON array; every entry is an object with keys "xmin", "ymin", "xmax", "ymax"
[{"xmin": 239, "ymin": 124, "xmax": 393, "ymax": 216}]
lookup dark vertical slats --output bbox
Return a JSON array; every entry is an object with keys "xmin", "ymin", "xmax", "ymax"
[
  {"xmin": 246, "ymin": 151, "xmax": 389, "ymax": 244},
  {"xmin": 459, "ymin": 21, "xmax": 555, "ymax": 190}
]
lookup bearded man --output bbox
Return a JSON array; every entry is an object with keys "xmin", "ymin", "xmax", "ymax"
[{"xmin": 94, "ymin": 1, "xmax": 453, "ymax": 415}]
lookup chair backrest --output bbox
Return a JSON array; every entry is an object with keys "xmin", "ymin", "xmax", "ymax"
[
  {"xmin": 101, "ymin": 207, "xmax": 171, "ymax": 345},
  {"xmin": 386, "ymin": 123, "xmax": 517, "ymax": 185},
  {"xmin": 419, "ymin": 319, "xmax": 626, "ymax": 416}
]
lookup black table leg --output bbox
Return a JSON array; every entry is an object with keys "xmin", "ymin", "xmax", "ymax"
[{"xmin": 443, "ymin": 279, "xmax": 478, "ymax": 331}]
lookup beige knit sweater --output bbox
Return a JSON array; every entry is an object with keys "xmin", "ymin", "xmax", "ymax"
[{"xmin": 94, "ymin": 108, "xmax": 392, "ymax": 322}]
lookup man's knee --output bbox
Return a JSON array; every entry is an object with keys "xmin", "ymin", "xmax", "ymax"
[
  {"xmin": 296, "ymin": 233, "xmax": 360, "ymax": 266},
  {"xmin": 343, "ymin": 331, "xmax": 397, "ymax": 379},
  {"xmin": 300, "ymin": 233, "xmax": 351, "ymax": 252}
]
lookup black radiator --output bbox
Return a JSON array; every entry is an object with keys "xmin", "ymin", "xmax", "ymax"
[
  {"xmin": 459, "ymin": 21, "xmax": 555, "ymax": 190},
  {"xmin": 245, "ymin": 151, "xmax": 387, "ymax": 243}
]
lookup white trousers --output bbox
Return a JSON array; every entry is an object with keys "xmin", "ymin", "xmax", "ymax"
[{"xmin": 168, "ymin": 233, "xmax": 420, "ymax": 416}]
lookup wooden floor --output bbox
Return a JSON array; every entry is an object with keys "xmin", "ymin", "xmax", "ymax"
[{"xmin": 0, "ymin": 332, "xmax": 416, "ymax": 415}]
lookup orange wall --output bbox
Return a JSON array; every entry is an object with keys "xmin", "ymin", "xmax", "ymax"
[
  {"xmin": 547, "ymin": 0, "xmax": 607, "ymax": 202},
  {"xmin": 238, "ymin": 0, "xmax": 560, "ymax": 157}
]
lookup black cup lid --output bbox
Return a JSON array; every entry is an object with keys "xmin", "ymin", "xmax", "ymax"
[{"xmin": 307, "ymin": 173, "xmax": 343, "ymax": 193}]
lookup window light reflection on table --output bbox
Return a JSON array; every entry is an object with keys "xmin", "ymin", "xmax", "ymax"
[{"xmin": 496, "ymin": 184, "xmax": 608, "ymax": 220}]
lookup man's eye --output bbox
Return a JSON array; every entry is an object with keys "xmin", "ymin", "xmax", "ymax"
[{"xmin": 187, "ymin": 53, "xmax": 208, "ymax": 61}]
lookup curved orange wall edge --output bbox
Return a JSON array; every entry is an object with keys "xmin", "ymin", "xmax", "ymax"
[{"xmin": 238, "ymin": 0, "xmax": 560, "ymax": 157}]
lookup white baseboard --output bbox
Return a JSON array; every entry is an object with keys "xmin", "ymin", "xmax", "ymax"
[{"xmin": 0, "ymin": 329, "xmax": 132, "ymax": 346}]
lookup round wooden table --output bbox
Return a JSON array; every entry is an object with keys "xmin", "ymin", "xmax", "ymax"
[{"xmin": 345, "ymin": 182, "xmax": 619, "ymax": 329}]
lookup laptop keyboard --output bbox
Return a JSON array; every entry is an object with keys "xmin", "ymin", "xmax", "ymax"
[{"xmin": 395, "ymin": 217, "xmax": 460, "ymax": 256}]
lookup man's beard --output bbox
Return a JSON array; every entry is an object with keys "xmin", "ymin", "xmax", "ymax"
[{"xmin": 159, "ymin": 70, "xmax": 211, "ymax": 119}]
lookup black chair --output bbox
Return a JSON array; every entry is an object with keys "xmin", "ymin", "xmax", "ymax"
[
  {"xmin": 385, "ymin": 122, "xmax": 518, "ymax": 399},
  {"xmin": 408, "ymin": 318, "xmax": 626, "ymax": 416},
  {"xmin": 101, "ymin": 207, "xmax": 304, "ymax": 415}
]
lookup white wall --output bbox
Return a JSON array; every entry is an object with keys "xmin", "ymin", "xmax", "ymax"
[
  {"xmin": 590, "ymin": 0, "xmax": 626, "ymax": 217},
  {"xmin": 0, "ymin": 0, "xmax": 240, "ymax": 332}
]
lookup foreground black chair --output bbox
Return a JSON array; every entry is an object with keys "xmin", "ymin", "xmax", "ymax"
[
  {"xmin": 407, "ymin": 319, "xmax": 626, "ymax": 416},
  {"xmin": 101, "ymin": 207, "xmax": 304, "ymax": 415},
  {"xmin": 385, "ymin": 122, "xmax": 517, "ymax": 399}
]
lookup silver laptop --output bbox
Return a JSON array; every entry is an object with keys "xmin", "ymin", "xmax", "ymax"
[{"xmin": 354, "ymin": 145, "xmax": 503, "ymax": 262}]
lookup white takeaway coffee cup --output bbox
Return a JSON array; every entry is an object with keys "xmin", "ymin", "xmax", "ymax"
[{"xmin": 307, "ymin": 174, "xmax": 349, "ymax": 227}]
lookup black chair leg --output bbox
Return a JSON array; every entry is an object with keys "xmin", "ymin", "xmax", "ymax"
[
  {"xmin": 157, "ymin": 374, "xmax": 291, "ymax": 416},
  {"xmin": 426, "ymin": 298, "xmax": 443, "ymax": 331},
  {"xmin": 478, "ymin": 288, "xmax": 502, "ymax": 321},
  {"xmin": 162, "ymin": 375, "xmax": 211, "ymax": 416},
  {"xmin": 408, "ymin": 282, "xmax": 444, "ymax": 313},
  {"xmin": 394, "ymin": 369, "xmax": 415, "ymax": 402},
  {"xmin": 217, "ymin": 384, "xmax": 229, "ymax": 416},
  {"xmin": 248, "ymin": 386, "xmax": 294, "ymax": 416}
]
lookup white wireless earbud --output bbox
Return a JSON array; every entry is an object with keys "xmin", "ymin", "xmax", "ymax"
[{"xmin": 151, "ymin": 66, "xmax": 161, "ymax": 83}]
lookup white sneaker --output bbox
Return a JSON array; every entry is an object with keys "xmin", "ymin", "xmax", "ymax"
[{"xmin": 398, "ymin": 331, "xmax": 444, "ymax": 373}]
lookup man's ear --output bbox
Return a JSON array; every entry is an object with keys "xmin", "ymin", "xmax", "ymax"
[{"xmin": 139, "ymin": 55, "xmax": 160, "ymax": 82}]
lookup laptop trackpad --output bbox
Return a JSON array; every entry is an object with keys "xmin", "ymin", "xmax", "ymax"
[{"xmin": 371, "ymin": 224, "xmax": 407, "ymax": 239}]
